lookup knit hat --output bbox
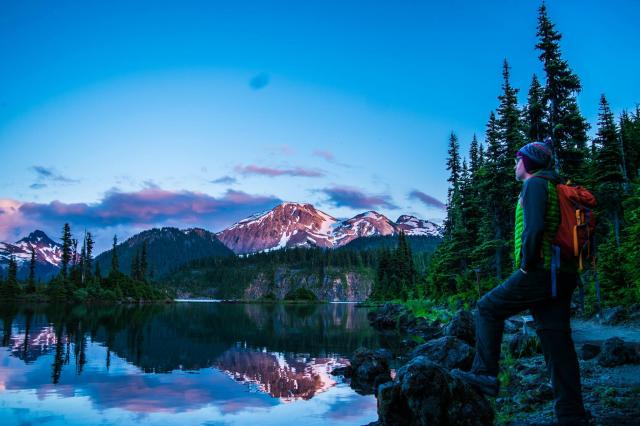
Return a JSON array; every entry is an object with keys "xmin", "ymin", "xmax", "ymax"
[{"xmin": 516, "ymin": 140, "xmax": 554, "ymax": 173}]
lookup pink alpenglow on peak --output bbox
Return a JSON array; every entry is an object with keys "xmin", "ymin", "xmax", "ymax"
[{"xmin": 216, "ymin": 202, "xmax": 443, "ymax": 254}]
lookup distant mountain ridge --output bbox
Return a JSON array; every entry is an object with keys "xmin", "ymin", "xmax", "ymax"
[
  {"xmin": 1, "ymin": 202, "xmax": 443, "ymax": 279},
  {"xmin": 94, "ymin": 227, "xmax": 234, "ymax": 278},
  {"xmin": 216, "ymin": 202, "xmax": 443, "ymax": 254}
]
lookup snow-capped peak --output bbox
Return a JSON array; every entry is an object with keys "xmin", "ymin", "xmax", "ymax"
[{"xmin": 217, "ymin": 202, "xmax": 443, "ymax": 254}]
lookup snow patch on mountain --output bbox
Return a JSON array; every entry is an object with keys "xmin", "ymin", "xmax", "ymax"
[{"xmin": 217, "ymin": 202, "xmax": 443, "ymax": 254}]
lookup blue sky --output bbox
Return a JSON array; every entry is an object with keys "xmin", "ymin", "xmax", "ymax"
[{"xmin": 1, "ymin": 0, "xmax": 638, "ymax": 251}]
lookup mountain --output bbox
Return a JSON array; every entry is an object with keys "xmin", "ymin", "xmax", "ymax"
[
  {"xmin": 94, "ymin": 227, "xmax": 234, "ymax": 278},
  {"xmin": 0, "ymin": 230, "xmax": 62, "ymax": 280},
  {"xmin": 216, "ymin": 202, "xmax": 443, "ymax": 254}
]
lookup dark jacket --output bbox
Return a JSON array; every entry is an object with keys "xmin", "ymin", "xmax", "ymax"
[{"xmin": 519, "ymin": 169, "xmax": 561, "ymax": 271}]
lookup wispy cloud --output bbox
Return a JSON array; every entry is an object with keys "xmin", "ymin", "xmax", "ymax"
[
  {"xmin": 266, "ymin": 144, "xmax": 295, "ymax": 156},
  {"xmin": 249, "ymin": 73, "xmax": 270, "ymax": 90},
  {"xmin": 29, "ymin": 183, "xmax": 47, "ymax": 190},
  {"xmin": 211, "ymin": 176, "xmax": 237, "ymax": 185},
  {"xmin": 313, "ymin": 150, "xmax": 335, "ymax": 162},
  {"xmin": 317, "ymin": 186, "xmax": 398, "ymax": 210},
  {"xmin": 30, "ymin": 165, "xmax": 79, "ymax": 185},
  {"xmin": 312, "ymin": 149, "xmax": 351, "ymax": 168},
  {"xmin": 408, "ymin": 190, "xmax": 446, "ymax": 210},
  {"xmin": 235, "ymin": 164, "xmax": 325, "ymax": 178}
]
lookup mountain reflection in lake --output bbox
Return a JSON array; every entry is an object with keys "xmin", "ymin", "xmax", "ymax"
[{"xmin": 0, "ymin": 302, "xmax": 397, "ymax": 425}]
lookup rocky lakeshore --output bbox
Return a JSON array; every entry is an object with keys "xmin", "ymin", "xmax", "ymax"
[{"xmin": 331, "ymin": 303, "xmax": 640, "ymax": 425}]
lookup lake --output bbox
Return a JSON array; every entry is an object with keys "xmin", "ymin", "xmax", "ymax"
[{"xmin": 0, "ymin": 302, "xmax": 398, "ymax": 426}]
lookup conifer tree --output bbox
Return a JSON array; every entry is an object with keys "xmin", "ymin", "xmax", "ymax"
[
  {"xmin": 477, "ymin": 112, "xmax": 510, "ymax": 279},
  {"xmin": 525, "ymin": 73, "xmax": 546, "ymax": 142},
  {"xmin": 496, "ymin": 59, "xmax": 525, "ymax": 223},
  {"xmin": 28, "ymin": 247, "xmax": 36, "ymax": 293},
  {"xmin": 593, "ymin": 94, "xmax": 625, "ymax": 245},
  {"xmin": 111, "ymin": 235, "xmax": 119, "ymax": 273},
  {"xmin": 5, "ymin": 255, "xmax": 19, "ymax": 298},
  {"xmin": 61, "ymin": 223, "xmax": 72, "ymax": 279},
  {"xmin": 86, "ymin": 232, "xmax": 94, "ymax": 280},
  {"xmin": 444, "ymin": 132, "xmax": 462, "ymax": 236},
  {"xmin": 620, "ymin": 109, "xmax": 640, "ymax": 181},
  {"xmin": 80, "ymin": 233, "xmax": 87, "ymax": 286},
  {"xmin": 536, "ymin": 2, "xmax": 589, "ymax": 181}
]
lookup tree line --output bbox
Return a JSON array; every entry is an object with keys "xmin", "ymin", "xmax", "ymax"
[
  {"xmin": 0, "ymin": 223, "xmax": 164, "ymax": 302},
  {"xmin": 426, "ymin": 3, "xmax": 640, "ymax": 309}
]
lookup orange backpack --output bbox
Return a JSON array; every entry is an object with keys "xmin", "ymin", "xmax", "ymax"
[{"xmin": 551, "ymin": 183, "xmax": 597, "ymax": 271}]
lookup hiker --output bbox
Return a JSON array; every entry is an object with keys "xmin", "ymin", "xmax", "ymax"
[{"xmin": 452, "ymin": 140, "xmax": 589, "ymax": 425}]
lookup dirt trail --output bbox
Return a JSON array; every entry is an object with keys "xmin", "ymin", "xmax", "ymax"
[{"xmin": 571, "ymin": 318, "xmax": 640, "ymax": 346}]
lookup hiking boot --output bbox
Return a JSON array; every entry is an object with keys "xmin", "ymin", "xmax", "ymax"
[{"xmin": 450, "ymin": 369, "xmax": 499, "ymax": 396}]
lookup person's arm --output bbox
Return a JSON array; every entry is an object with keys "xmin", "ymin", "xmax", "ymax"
[{"xmin": 520, "ymin": 177, "xmax": 548, "ymax": 271}]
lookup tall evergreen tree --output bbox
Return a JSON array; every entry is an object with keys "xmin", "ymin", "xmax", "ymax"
[
  {"xmin": 80, "ymin": 233, "xmax": 87, "ymax": 286},
  {"xmin": 28, "ymin": 247, "xmax": 36, "ymax": 293},
  {"xmin": 86, "ymin": 232, "xmax": 94, "ymax": 280},
  {"xmin": 476, "ymin": 111, "xmax": 510, "ymax": 280},
  {"xmin": 496, "ymin": 59, "xmax": 525, "ymax": 217},
  {"xmin": 3, "ymin": 255, "xmax": 20, "ymax": 298},
  {"xmin": 61, "ymin": 223, "xmax": 72, "ymax": 279},
  {"xmin": 469, "ymin": 134, "xmax": 480, "ymax": 176},
  {"xmin": 620, "ymin": 109, "xmax": 640, "ymax": 181},
  {"xmin": 593, "ymin": 94, "xmax": 625, "ymax": 245},
  {"xmin": 444, "ymin": 132, "xmax": 462, "ymax": 235},
  {"xmin": 111, "ymin": 235, "xmax": 119, "ymax": 273},
  {"xmin": 525, "ymin": 73, "xmax": 546, "ymax": 142},
  {"xmin": 536, "ymin": 2, "xmax": 589, "ymax": 181}
]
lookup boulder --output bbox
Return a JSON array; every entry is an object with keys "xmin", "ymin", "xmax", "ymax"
[
  {"xmin": 410, "ymin": 336, "xmax": 475, "ymax": 371},
  {"xmin": 338, "ymin": 347, "xmax": 393, "ymax": 395},
  {"xmin": 397, "ymin": 310, "xmax": 418, "ymax": 332},
  {"xmin": 579, "ymin": 343, "xmax": 601, "ymax": 361},
  {"xmin": 508, "ymin": 331, "xmax": 542, "ymax": 358},
  {"xmin": 376, "ymin": 356, "xmax": 494, "ymax": 425},
  {"xmin": 601, "ymin": 306, "xmax": 626, "ymax": 325},
  {"xmin": 597, "ymin": 337, "xmax": 640, "ymax": 367},
  {"xmin": 408, "ymin": 317, "xmax": 444, "ymax": 341},
  {"xmin": 445, "ymin": 310, "xmax": 476, "ymax": 346},
  {"xmin": 368, "ymin": 303, "xmax": 411, "ymax": 330}
]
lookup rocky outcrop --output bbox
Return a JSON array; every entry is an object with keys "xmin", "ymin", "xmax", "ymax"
[
  {"xmin": 332, "ymin": 348, "xmax": 393, "ymax": 395},
  {"xmin": 367, "ymin": 303, "xmax": 412, "ymax": 330},
  {"xmin": 376, "ymin": 356, "xmax": 494, "ymax": 426},
  {"xmin": 597, "ymin": 337, "xmax": 640, "ymax": 367},
  {"xmin": 409, "ymin": 336, "xmax": 475, "ymax": 371},
  {"xmin": 242, "ymin": 267, "xmax": 373, "ymax": 301},
  {"xmin": 580, "ymin": 343, "xmax": 601, "ymax": 360},
  {"xmin": 445, "ymin": 310, "xmax": 475, "ymax": 346}
]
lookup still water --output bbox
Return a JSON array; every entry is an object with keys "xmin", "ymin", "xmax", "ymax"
[{"xmin": 0, "ymin": 302, "xmax": 396, "ymax": 426}]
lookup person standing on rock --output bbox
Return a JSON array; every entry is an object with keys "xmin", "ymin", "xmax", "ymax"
[{"xmin": 452, "ymin": 140, "xmax": 589, "ymax": 425}]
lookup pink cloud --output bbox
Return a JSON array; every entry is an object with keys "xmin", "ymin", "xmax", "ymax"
[
  {"xmin": 408, "ymin": 190, "xmax": 446, "ymax": 210},
  {"xmin": 313, "ymin": 150, "xmax": 335, "ymax": 162},
  {"xmin": 235, "ymin": 164, "xmax": 325, "ymax": 178},
  {"xmin": 318, "ymin": 186, "xmax": 398, "ymax": 210},
  {"xmin": 0, "ymin": 188, "xmax": 281, "ymax": 247}
]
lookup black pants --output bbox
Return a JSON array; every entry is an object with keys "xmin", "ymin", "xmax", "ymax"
[{"xmin": 471, "ymin": 268, "xmax": 587, "ymax": 424}]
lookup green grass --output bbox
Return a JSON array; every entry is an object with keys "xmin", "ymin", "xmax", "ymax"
[{"xmin": 402, "ymin": 298, "xmax": 453, "ymax": 323}]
